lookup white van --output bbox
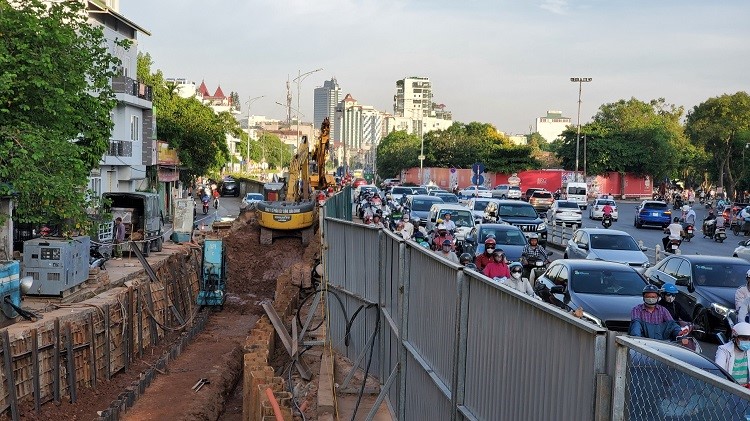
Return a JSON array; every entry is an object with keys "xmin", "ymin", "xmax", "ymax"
[{"xmin": 563, "ymin": 182, "xmax": 588, "ymax": 209}]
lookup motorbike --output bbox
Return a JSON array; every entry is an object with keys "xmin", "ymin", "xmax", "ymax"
[
  {"xmin": 90, "ymin": 243, "xmax": 111, "ymax": 269},
  {"xmin": 602, "ymin": 213, "xmax": 613, "ymax": 229},
  {"xmin": 666, "ymin": 238, "xmax": 681, "ymax": 253},
  {"xmin": 523, "ymin": 256, "xmax": 548, "ymax": 282},
  {"xmin": 201, "ymin": 198, "xmax": 210, "ymax": 214},
  {"xmin": 673, "ymin": 323, "xmax": 702, "ymax": 354},
  {"xmin": 702, "ymin": 219, "xmax": 727, "ymax": 243},
  {"xmin": 673, "ymin": 196, "xmax": 684, "ymax": 210},
  {"xmin": 682, "ymin": 224, "xmax": 694, "ymax": 242}
]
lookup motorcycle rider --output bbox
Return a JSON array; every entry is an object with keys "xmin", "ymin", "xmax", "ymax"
[
  {"xmin": 501, "ymin": 262, "xmax": 537, "ymax": 297},
  {"xmin": 399, "ymin": 213, "xmax": 414, "ymax": 241},
  {"xmin": 432, "ymin": 224, "xmax": 453, "ymax": 250},
  {"xmin": 680, "ymin": 205, "xmax": 696, "ymax": 230},
  {"xmin": 629, "ymin": 285, "xmax": 682, "ymax": 340},
  {"xmin": 371, "ymin": 214, "xmax": 385, "ymax": 229},
  {"xmin": 475, "ymin": 238, "xmax": 497, "ymax": 271},
  {"xmin": 437, "ymin": 239, "xmax": 460, "ymax": 264},
  {"xmin": 459, "ymin": 253, "xmax": 473, "ymax": 266},
  {"xmin": 662, "ymin": 217, "xmax": 683, "ymax": 251},
  {"xmin": 715, "ymin": 322, "xmax": 750, "ymax": 387},
  {"xmin": 602, "ymin": 202, "xmax": 614, "ymax": 218},
  {"xmin": 483, "ymin": 249, "xmax": 511, "ymax": 279},
  {"xmin": 521, "ymin": 233, "xmax": 550, "ymax": 284},
  {"xmin": 441, "ymin": 212, "xmax": 457, "ymax": 233},
  {"xmin": 735, "ymin": 270, "xmax": 750, "ymax": 323},
  {"xmin": 658, "ymin": 283, "xmax": 691, "ymax": 322}
]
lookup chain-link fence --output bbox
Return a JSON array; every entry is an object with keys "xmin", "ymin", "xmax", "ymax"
[{"xmin": 613, "ymin": 336, "xmax": 750, "ymax": 421}]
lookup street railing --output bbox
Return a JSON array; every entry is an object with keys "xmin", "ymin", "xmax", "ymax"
[{"xmin": 612, "ymin": 336, "xmax": 750, "ymax": 421}]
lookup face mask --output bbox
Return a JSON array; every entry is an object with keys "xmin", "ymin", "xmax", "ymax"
[
  {"xmin": 442, "ymin": 247, "xmax": 451, "ymax": 253},
  {"xmin": 664, "ymin": 295, "xmax": 675, "ymax": 303},
  {"xmin": 739, "ymin": 341, "xmax": 750, "ymax": 352},
  {"xmin": 511, "ymin": 272, "xmax": 522, "ymax": 280},
  {"xmin": 486, "ymin": 248, "xmax": 494, "ymax": 254},
  {"xmin": 643, "ymin": 297, "xmax": 659, "ymax": 306}
]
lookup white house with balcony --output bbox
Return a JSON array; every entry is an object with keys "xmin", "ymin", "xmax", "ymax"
[{"xmin": 86, "ymin": 1, "xmax": 154, "ymax": 195}]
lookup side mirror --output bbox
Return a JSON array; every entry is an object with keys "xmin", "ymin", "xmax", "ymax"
[
  {"xmin": 674, "ymin": 276, "xmax": 691, "ymax": 287},
  {"xmin": 550, "ymin": 285, "xmax": 566, "ymax": 294},
  {"xmin": 640, "ymin": 246, "xmax": 648, "ymax": 251},
  {"xmin": 577, "ymin": 242, "xmax": 589, "ymax": 250}
]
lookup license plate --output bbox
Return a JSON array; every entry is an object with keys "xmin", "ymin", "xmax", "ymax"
[
  {"xmin": 671, "ymin": 244, "xmax": 678, "ymax": 250},
  {"xmin": 652, "ymin": 212, "xmax": 659, "ymax": 216}
]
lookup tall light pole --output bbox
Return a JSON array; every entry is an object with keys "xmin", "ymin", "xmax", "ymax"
[
  {"xmin": 292, "ymin": 67, "xmax": 323, "ymax": 149},
  {"xmin": 245, "ymin": 95, "xmax": 264, "ymax": 170},
  {"xmin": 570, "ymin": 77, "xmax": 592, "ymax": 182}
]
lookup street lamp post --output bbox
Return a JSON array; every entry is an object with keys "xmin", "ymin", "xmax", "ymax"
[
  {"xmin": 570, "ymin": 77, "xmax": 592, "ymax": 182},
  {"xmin": 292, "ymin": 67, "xmax": 323, "ymax": 149},
  {"xmin": 245, "ymin": 95, "xmax": 264, "ymax": 170}
]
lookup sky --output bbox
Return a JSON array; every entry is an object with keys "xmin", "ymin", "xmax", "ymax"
[{"xmin": 120, "ymin": 0, "xmax": 749, "ymax": 134}]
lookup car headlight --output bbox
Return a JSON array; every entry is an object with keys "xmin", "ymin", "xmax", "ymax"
[
  {"xmin": 537, "ymin": 222, "xmax": 546, "ymax": 230},
  {"xmin": 711, "ymin": 302, "xmax": 731, "ymax": 317},
  {"xmin": 580, "ymin": 311, "xmax": 604, "ymax": 328}
]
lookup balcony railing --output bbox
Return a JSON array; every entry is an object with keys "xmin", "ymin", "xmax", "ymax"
[
  {"xmin": 108, "ymin": 140, "xmax": 133, "ymax": 157},
  {"xmin": 112, "ymin": 76, "xmax": 153, "ymax": 102}
]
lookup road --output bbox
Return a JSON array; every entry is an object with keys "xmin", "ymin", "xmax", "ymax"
[{"xmin": 193, "ymin": 194, "xmax": 242, "ymax": 227}]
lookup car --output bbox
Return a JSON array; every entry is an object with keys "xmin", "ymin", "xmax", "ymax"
[
  {"xmin": 645, "ymin": 255, "xmax": 750, "ymax": 339},
  {"xmin": 589, "ymin": 198, "xmax": 619, "ymax": 220},
  {"xmin": 405, "ymin": 195, "xmax": 444, "ymax": 226},
  {"xmin": 734, "ymin": 239, "xmax": 750, "ymax": 262},
  {"xmin": 240, "ymin": 193, "xmax": 264, "ymax": 211},
  {"xmin": 426, "ymin": 204, "xmax": 476, "ymax": 243},
  {"xmin": 428, "ymin": 189, "xmax": 449, "ymax": 196},
  {"xmin": 380, "ymin": 178, "xmax": 401, "ymax": 188},
  {"xmin": 562, "ymin": 181, "xmax": 588, "ymax": 209},
  {"xmin": 466, "ymin": 198, "xmax": 501, "ymax": 221},
  {"xmin": 565, "ymin": 229, "xmax": 650, "ymax": 273},
  {"xmin": 464, "ymin": 224, "xmax": 528, "ymax": 261},
  {"xmin": 536, "ymin": 259, "xmax": 648, "ymax": 331},
  {"xmin": 523, "ymin": 187, "xmax": 545, "ymax": 201},
  {"xmin": 528, "ymin": 190, "xmax": 554, "ymax": 213},
  {"xmin": 352, "ymin": 178, "xmax": 368, "ymax": 188},
  {"xmin": 388, "ymin": 186, "xmax": 414, "ymax": 200},
  {"xmin": 422, "ymin": 185, "xmax": 442, "ymax": 194},
  {"xmin": 483, "ymin": 200, "xmax": 548, "ymax": 246},
  {"xmin": 219, "ymin": 179, "xmax": 239, "ymax": 197},
  {"xmin": 433, "ymin": 192, "xmax": 459, "ymax": 204},
  {"xmin": 634, "ymin": 200, "xmax": 672, "ymax": 228},
  {"xmin": 546, "ymin": 200, "xmax": 583, "ymax": 227},
  {"xmin": 491, "ymin": 184, "xmax": 522, "ymax": 200},
  {"xmin": 457, "ymin": 186, "xmax": 492, "ymax": 201},
  {"xmin": 354, "ymin": 184, "xmax": 379, "ymax": 199}
]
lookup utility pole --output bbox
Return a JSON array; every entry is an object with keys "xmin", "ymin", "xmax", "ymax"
[
  {"xmin": 570, "ymin": 77, "xmax": 592, "ymax": 182},
  {"xmin": 245, "ymin": 95, "xmax": 264, "ymax": 171},
  {"xmin": 292, "ymin": 67, "xmax": 323, "ymax": 149}
]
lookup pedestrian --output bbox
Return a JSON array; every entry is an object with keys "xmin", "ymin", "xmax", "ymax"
[{"xmin": 114, "ymin": 217, "xmax": 125, "ymax": 260}]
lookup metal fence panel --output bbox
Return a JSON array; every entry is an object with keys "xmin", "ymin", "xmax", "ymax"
[
  {"xmin": 461, "ymin": 271, "xmax": 605, "ymax": 421},
  {"xmin": 404, "ymin": 351, "xmax": 454, "ymax": 421},
  {"xmin": 382, "ymin": 230, "xmax": 402, "ymax": 328},
  {"xmin": 404, "ymin": 245, "xmax": 461, "ymax": 390},
  {"xmin": 614, "ymin": 336, "xmax": 750, "ymax": 421},
  {"xmin": 341, "ymin": 223, "xmax": 379, "ymax": 302},
  {"xmin": 325, "ymin": 219, "xmax": 347, "ymax": 288}
]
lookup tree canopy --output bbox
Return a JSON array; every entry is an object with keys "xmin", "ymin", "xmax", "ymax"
[
  {"xmin": 0, "ymin": 0, "xmax": 124, "ymax": 228},
  {"xmin": 238, "ymin": 132, "xmax": 293, "ymax": 170},
  {"xmin": 137, "ymin": 53, "xmax": 233, "ymax": 182}
]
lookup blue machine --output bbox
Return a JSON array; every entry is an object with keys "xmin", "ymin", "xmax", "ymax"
[
  {"xmin": 197, "ymin": 239, "xmax": 226, "ymax": 307},
  {"xmin": 0, "ymin": 261, "xmax": 21, "ymax": 322}
]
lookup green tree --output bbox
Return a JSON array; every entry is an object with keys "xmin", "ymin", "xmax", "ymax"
[
  {"xmin": 238, "ymin": 133, "xmax": 292, "ymax": 169},
  {"xmin": 138, "ymin": 53, "xmax": 233, "ymax": 182},
  {"xmin": 376, "ymin": 131, "xmax": 420, "ymax": 178},
  {"xmin": 0, "ymin": 0, "xmax": 126, "ymax": 229},
  {"xmin": 685, "ymin": 92, "xmax": 750, "ymax": 198}
]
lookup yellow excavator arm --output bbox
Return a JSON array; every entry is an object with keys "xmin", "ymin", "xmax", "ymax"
[
  {"xmin": 310, "ymin": 117, "xmax": 335, "ymax": 190},
  {"xmin": 286, "ymin": 136, "xmax": 310, "ymax": 202}
]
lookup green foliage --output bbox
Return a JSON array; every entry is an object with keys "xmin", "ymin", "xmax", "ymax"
[
  {"xmin": 376, "ymin": 131, "xmax": 421, "ymax": 178},
  {"xmin": 0, "ymin": 0, "xmax": 125, "ymax": 228},
  {"xmin": 138, "ymin": 53, "xmax": 234, "ymax": 182},
  {"xmin": 237, "ymin": 133, "xmax": 293, "ymax": 170}
]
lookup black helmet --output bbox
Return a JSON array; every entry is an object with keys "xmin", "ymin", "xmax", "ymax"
[
  {"xmin": 459, "ymin": 253, "xmax": 472, "ymax": 264},
  {"xmin": 442, "ymin": 239, "xmax": 452, "ymax": 247},
  {"xmin": 642, "ymin": 284, "xmax": 660, "ymax": 295},
  {"xmin": 673, "ymin": 217, "xmax": 680, "ymax": 223},
  {"xmin": 464, "ymin": 263, "xmax": 478, "ymax": 270}
]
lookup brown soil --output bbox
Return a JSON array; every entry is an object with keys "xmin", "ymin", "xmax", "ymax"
[{"xmin": 10, "ymin": 212, "xmax": 316, "ymax": 421}]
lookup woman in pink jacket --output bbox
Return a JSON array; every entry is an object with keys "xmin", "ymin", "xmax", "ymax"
[{"xmin": 483, "ymin": 249, "xmax": 510, "ymax": 279}]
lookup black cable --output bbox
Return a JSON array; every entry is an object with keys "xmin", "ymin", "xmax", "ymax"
[{"xmin": 350, "ymin": 303, "xmax": 380, "ymax": 421}]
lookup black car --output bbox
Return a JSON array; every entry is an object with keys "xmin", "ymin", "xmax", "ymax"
[
  {"xmin": 645, "ymin": 255, "xmax": 750, "ymax": 339},
  {"xmin": 220, "ymin": 179, "xmax": 239, "ymax": 197},
  {"xmin": 483, "ymin": 200, "xmax": 548, "ymax": 246},
  {"xmin": 536, "ymin": 259, "xmax": 647, "ymax": 331}
]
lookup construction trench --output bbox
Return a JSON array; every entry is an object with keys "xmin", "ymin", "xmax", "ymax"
[{"xmin": 0, "ymin": 211, "xmax": 342, "ymax": 421}]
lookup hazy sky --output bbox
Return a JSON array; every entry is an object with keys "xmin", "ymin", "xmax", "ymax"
[{"xmin": 120, "ymin": 0, "xmax": 749, "ymax": 134}]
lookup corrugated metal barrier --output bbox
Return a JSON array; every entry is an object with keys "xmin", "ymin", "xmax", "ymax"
[{"xmin": 321, "ymin": 190, "xmax": 750, "ymax": 420}]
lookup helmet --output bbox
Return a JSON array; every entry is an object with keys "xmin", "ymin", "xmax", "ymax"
[
  {"xmin": 327, "ymin": 187, "xmax": 334, "ymax": 193},
  {"xmin": 484, "ymin": 238, "xmax": 496, "ymax": 247},
  {"xmin": 402, "ymin": 213, "xmax": 410, "ymax": 221},
  {"xmin": 465, "ymin": 263, "xmax": 478, "ymax": 270},
  {"xmin": 733, "ymin": 322, "xmax": 750, "ymax": 337},
  {"xmin": 642, "ymin": 284, "xmax": 660, "ymax": 295},
  {"xmin": 459, "ymin": 253, "xmax": 472, "ymax": 264},
  {"xmin": 414, "ymin": 231, "xmax": 424, "ymax": 239},
  {"xmin": 661, "ymin": 283, "xmax": 679, "ymax": 295},
  {"xmin": 509, "ymin": 262, "xmax": 523, "ymax": 272},
  {"xmin": 436, "ymin": 218, "xmax": 444, "ymax": 225},
  {"xmin": 528, "ymin": 233, "xmax": 539, "ymax": 241},
  {"xmin": 442, "ymin": 239, "xmax": 452, "ymax": 247},
  {"xmin": 673, "ymin": 217, "xmax": 680, "ymax": 223},
  {"xmin": 682, "ymin": 205, "xmax": 689, "ymax": 212},
  {"xmin": 437, "ymin": 224, "xmax": 446, "ymax": 231},
  {"xmin": 493, "ymin": 248, "xmax": 505, "ymax": 257}
]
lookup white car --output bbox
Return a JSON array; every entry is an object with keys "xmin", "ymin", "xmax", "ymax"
[
  {"xmin": 733, "ymin": 239, "xmax": 750, "ymax": 262},
  {"xmin": 589, "ymin": 198, "xmax": 619, "ymax": 220},
  {"xmin": 466, "ymin": 198, "xmax": 500, "ymax": 221},
  {"xmin": 240, "ymin": 193, "xmax": 264, "ymax": 211},
  {"xmin": 458, "ymin": 186, "xmax": 492, "ymax": 201},
  {"xmin": 546, "ymin": 200, "xmax": 583, "ymax": 227}
]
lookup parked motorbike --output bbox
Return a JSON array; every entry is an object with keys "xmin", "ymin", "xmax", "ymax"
[
  {"xmin": 90, "ymin": 243, "xmax": 111, "ymax": 269},
  {"xmin": 602, "ymin": 213, "xmax": 613, "ymax": 229}
]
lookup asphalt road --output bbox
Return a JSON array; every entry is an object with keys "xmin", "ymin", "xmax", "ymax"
[{"xmin": 193, "ymin": 195, "xmax": 242, "ymax": 227}]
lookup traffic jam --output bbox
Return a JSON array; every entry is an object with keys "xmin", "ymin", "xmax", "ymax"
[{"xmin": 348, "ymin": 174, "xmax": 750, "ymax": 388}]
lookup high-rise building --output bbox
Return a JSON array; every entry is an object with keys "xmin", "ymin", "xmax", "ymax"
[
  {"xmin": 535, "ymin": 110, "xmax": 572, "ymax": 142},
  {"xmin": 394, "ymin": 76, "xmax": 433, "ymax": 118},
  {"xmin": 314, "ymin": 78, "xmax": 340, "ymax": 134},
  {"xmin": 335, "ymin": 94, "xmax": 363, "ymax": 150}
]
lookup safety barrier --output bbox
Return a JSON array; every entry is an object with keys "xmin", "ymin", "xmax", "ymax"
[
  {"xmin": 323, "ymin": 186, "xmax": 352, "ymax": 221},
  {"xmin": 612, "ymin": 336, "xmax": 750, "ymax": 421},
  {"xmin": 322, "ymin": 213, "xmax": 611, "ymax": 420}
]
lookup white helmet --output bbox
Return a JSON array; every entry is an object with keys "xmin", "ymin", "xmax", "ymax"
[
  {"xmin": 437, "ymin": 224, "xmax": 446, "ymax": 231},
  {"xmin": 733, "ymin": 322, "xmax": 750, "ymax": 337},
  {"xmin": 681, "ymin": 205, "xmax": 689, "ymax": 212},
  {"xmin": 746, "ymin": 269, "xmax": 750, "ymax": 278}
]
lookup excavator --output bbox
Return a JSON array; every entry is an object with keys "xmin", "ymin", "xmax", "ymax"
[{"xmin": 255, "ymin": 118, "xmax": 334, "ymax": 245}]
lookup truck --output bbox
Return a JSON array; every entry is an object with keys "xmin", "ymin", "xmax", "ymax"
[{"xmin": 102, "ymin": 192, "xmax": 164, "ymax": 256}]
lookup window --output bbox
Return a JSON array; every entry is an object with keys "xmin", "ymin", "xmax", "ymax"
[
  {"xmin": 555, "ymin": 267, "xmax": 570, "ymax": 286},
  {"xmin": 130, "ymin": 115, "xmax": 140, "ymax": 141},
  {"xmin": 675, "ymin": 260, "xmax": 692, "ymax": 281},
  {"xmin": 662, "ymin": 258, "xmax": 683, "ymax": 277}
]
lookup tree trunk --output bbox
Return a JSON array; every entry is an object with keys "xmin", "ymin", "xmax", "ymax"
[{"xmin": 619, "ymin": 172, "xmax": 626, "ymax": 199}]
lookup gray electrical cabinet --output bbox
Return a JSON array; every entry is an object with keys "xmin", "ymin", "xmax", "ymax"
[{"xmin": 23, "ymin": 236, "xmax": 90, "ymax": 296}]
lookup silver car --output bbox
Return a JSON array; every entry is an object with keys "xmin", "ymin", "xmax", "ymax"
[
  {"xmin": 240, "ymin": 193, "xmax": 264, "ymax": 211},
  {"xmin": 564, "ymin": 228, "xmax": 650, "ymax": 273},
  {"xmin": 546, "ymin": 200, "xmax": 582, "ymax": 227}
]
